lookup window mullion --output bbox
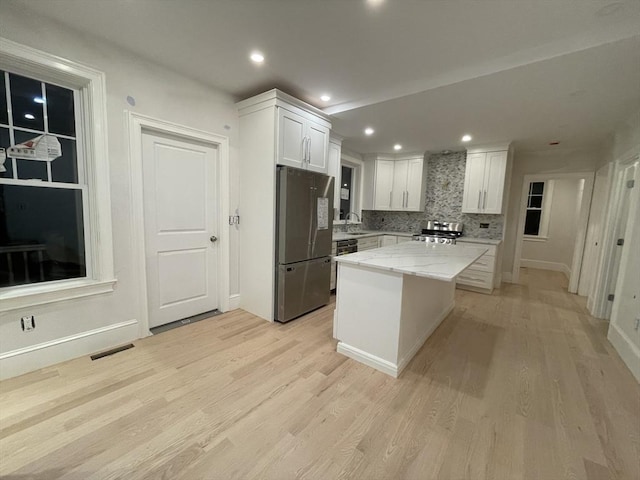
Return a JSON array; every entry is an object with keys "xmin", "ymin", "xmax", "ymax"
[{"xmin": 4, "ymin": 71, "xmax": 17, "ymax": 179}]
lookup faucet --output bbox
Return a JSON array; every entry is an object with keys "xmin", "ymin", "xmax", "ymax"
[{"xmin": 344, "ymin": 212, "xmax": 360, "ymax": 229}]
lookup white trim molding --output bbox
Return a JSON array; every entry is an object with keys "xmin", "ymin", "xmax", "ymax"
[
  {"xmin": 520, "ymin": 259, "xmax": 571, "ymax": 279},
  {"xmin": 608, "ymin": 323, "xmax": 640, "ymax": 383},
  {"xmin": 0, "ymin": 319, "xmax": 138, "ymax": 380},
  {"xmin": 126, "ymin": 112, "xmax": 231, "ymax": 338},
  {"xmin": 0, "ymin": 38, "xmax": 116, "ymax": 311}
]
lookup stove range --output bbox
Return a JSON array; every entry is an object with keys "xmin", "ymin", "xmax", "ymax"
[{"xmin": 412, "ymin": 221, "xmax": 463, "ymax": 245}]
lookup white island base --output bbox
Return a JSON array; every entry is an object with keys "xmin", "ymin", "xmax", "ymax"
[{"xmin": 334, "ymin": 262, "xmax": 455, "ymax": 378}]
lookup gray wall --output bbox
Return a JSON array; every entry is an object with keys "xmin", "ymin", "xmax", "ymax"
[{"xmin": 363, "ymin": 151, "xmax": 504, "ymax": 239}]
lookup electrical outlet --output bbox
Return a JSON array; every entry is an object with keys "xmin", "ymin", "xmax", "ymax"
[{"xmin": 21, "ymin": 316, "xmax": 35, "ymax": 332}]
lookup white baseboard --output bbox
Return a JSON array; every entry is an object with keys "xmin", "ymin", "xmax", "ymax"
[
  {"xmin": 337, "ymin": 342, "xmax": 399, "ymax": 377},
  {"xmin": 337, "ymin": 302, "xmax": 454, "ymax": 379},
  {"xmin": 521, "ymin": 259, "xmax": 571, "ymax": 279},
  {"xmin": 0, "ymin": 319, "xmax": 139, "ymax": 380},
  {"xmin": 607, "ymin": 323, "xmax": 640, "ymax": 383},
  {"xmin": 396, "ymin": 302, "xmax": 454, "ymax": 374},
  {"xmin": 228, "ymin": 294, "xmax": 241, "ymax": 311}
]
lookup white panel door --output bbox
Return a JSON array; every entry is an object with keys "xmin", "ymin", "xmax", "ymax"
[
  {"xmin": 374, "ymin": 160, "xmax": 395, "ymax": 210},
  {"xmin": 142, "ymin": 132, "xmax": 219, "ymax": 328},
  {"xmin": 405, "ymin": 157, "xmax": 424, "ymax": 211},
  {"xmin": 278, "ymin": 108, "xmax": 306, "ymax": 169},
  {"xmin": 307, "ymin": 121, "xmax": 329, "ymax": 174},
  {"xmin": 391, "ymin": 159, "xmax": 408, "ymax": 210},
  {"xmin": 462, "ymin": 153, "xmax": 486, "ymax": 213},
  {"xmin": 483, "ymin": 150, "xmax": 508, "ymax": 213}
]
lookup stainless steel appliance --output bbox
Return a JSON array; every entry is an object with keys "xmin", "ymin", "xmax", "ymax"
[
  {"xmin": 412, "ymin": 221, "xmax": 463, "ymax": 245},
  {"xmin": 331, "ymin": 239, "xmax": 358, "ymax": 291},
  {"xmin": 275, "ymin": 166, "xmax": 334, "ymax": 322}
]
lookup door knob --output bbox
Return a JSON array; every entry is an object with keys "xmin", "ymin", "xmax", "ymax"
[{"xmin": 210, "ymin": 236, "xmax": 218, "ymax": 243}]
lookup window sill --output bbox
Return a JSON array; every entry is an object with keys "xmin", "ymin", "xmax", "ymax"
[
  {"xmin": 523, "ymin": 236, "xmax": 548, "ymax": 242},
  {"xmin": 333, "ymin": 220, "xmax": 362, "ymax": 225},
  {"xmin": 0, "ymin": 278, "xmax": 117, "ymax": 312}
]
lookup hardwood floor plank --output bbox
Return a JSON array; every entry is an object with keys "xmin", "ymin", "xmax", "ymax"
[{"xmin": 1, "ymin": 269, "xmax": 638, "ymax": 480}]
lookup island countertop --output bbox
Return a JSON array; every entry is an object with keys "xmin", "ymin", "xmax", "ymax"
[{"xmin": 334, "ymin": 241, "xmax": 488, "ymax": 282}]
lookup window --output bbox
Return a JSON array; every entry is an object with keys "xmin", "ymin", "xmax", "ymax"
[
  {"xmin": 523, "ymin": 180, "xmax": 554, "ymax": 238},
  {"xmin": 1, "ymin": 71, "xmax": 87, "ymax": 288},
  {"xmin": 0, "ymin": 39, "xmax": 114, "ymax": 312},
  {"xmin": 339, "ymin": 165, "xmax": 354, "ymax": 220}
]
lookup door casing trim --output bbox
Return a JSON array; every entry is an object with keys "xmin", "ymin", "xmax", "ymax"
[{"xmin": 126, "ymin": 111, "xmax": 230, "ymax": 337}]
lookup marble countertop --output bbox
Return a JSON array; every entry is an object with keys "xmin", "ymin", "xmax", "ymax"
[
  {"xmin": 332, "ymin": 230, "xmax": 414, "ymax": 242},
  {"xmin": 457, "ymin": 237, "xmax": 502, "ymax": 245},
  {"xmin": 334, "ymin": 241, "xmax": 488, "ymax": 282}
]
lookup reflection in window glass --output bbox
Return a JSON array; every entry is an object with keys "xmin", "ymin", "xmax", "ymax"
[
  {"xmin": 46, "ymin": 84, "xmax": 76, "ymax": 137},
  {"xmin": 0, "ymin": 184, "xmax": 86, "ymax": 287},
  {"xmin": 339, "ymin": 165, "xmax": 353, "ymax": 220},
  {"xmin": 0, "ymin": 127, "xmax": 12, "ymax": 178},
  {"xmin": 9, "ymin": 73, "xmax": 45, "ymax": 132},
  {"xmin": 0, "ymin": 71, "xmax": 8, "ymax": 125},
  {"xmin": 51, "ymin": 138, "xmax": 78, "ymax": 184}
]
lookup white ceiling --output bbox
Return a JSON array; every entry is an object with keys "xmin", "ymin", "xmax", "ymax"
[{"xmin": 11, "ymin": 0, "xmax": 640, "ymax": 154}]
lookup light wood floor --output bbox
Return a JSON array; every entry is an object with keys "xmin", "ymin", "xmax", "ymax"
[{"xmin": 1, "ymin": 269, "xmax": 639, "ymax": 480}]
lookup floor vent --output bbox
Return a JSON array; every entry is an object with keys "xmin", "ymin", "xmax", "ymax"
[
  {"xmin": 150, "ymin": 309, "xmax": 222, "ymax": 335},
  {"xmin": 91, "ymin": 344, "xmax": 135, "ymax": 360}
]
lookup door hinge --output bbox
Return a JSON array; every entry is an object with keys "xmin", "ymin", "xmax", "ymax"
[
  {"xmin": 627, "ymin": 179, "xmax": 635, "ymax": 188},
  {"xmin": 607, "ymin": 294, "xmax": 615, "ymax": 302},
  {"xmin": 229, "ymin": 215, "xmax": 240, "ymax": 226},
  {"xmin": 616, "ymin": 238, "xmax": 624, "ymax": 246}
]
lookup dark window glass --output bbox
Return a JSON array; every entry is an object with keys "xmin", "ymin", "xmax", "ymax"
[
  {"xmin": 51, "ymin": 138, "xmax": 78, "ymax": 183},
  {"xmin": 46, "ymin": 84, "xmax": 75, "ymax": 137},
  {"xmin": 9, "ymin": 73, "xmax": 45, "ymax": 132},
  {"xmin": 0, "ymin": 127, "xmax": 13, "ymax": 178},
  {"xmin": 529, "ymin": 195, "xmax": 543, "ymax": 209},
  {"xmin": 0, "ymin": 184, "xmax": 86, "ymax": 287},
  {"xmin": 524, "ymin": 210, "xmax": 542, "ymax": 236},
  {"xmin": 14, "ymin": 130, "xmax": 47, "ymax": 181},
  {"xmin": 0, "ymin": 71, "xmax": 8, "ymax": 125},
  {"xmin": 339, "ymin": 165, "xmax": 353, "ymax": 220},
  {"xmin": 530, "ymin": 182, "xmax": 544, "ymax": 195}
]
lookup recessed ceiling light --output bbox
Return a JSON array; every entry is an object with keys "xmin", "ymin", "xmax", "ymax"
[
  {"xmin": 364, "ymin": 127, "xmax": 374, "ymax": 136},
  {"xmin": 366, "ymin": 0, "xmax": 385, "ymax": 7},
  {"xmin": 320, "ymin": 94, "xmax": 331, "ymax": 102},
  {"xmin": 250, "ymin": 51, "xmax": 265, "ymax": 63},
  {"xmin": 24, "ymin": 113, "xmax": 35, "ymax": 120},
  {"xmin": 33, "ymin": 97, "xmax": 45, "ymax": 104},
  {"xmin": 393, "ymin": 144, "xmax": 402, "ymax": 151},
  {"xmin": 461, "ymin": 134, "xmax": 472, "ymax": 142}
]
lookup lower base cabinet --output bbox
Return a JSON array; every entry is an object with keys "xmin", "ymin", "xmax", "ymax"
[{"xmin": 456, "ymin": 241, "xmax": 501, "ymax": 294}]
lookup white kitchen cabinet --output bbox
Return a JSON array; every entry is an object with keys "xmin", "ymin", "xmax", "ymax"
[
  {"xmin": 327, "ymin": 136, "xmax": 342, "ymax": 212},
  {"xmin": 357, "ymin": 236, "xmax": 380, "ymax": 251},
  {"xmin": 277, "ymin": 106, "xmax": 330, "ymax": 174},
  {"xmin": 455, "ymin": 240, "xmax": 502, "ymax": 294},
  {"xmin": 462, "ymin": 146, "xmax": 510, "ymax": 214},
  {"xmin": 237, "ymin": 89, "xmax": 332, "ymax": 321},
  {"xmin": 363, "ymin": 154, "xmax": 426, "ymax": 211},
  {"xmin": 379, "ymin": 235, "xmax": 398, "ymax": 247}
]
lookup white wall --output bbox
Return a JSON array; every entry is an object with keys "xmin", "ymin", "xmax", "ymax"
[
  {"xmin": 502, "ymin": 148, "xmax": 598, "ymax": 278},
  {"xmin": 521, "ymin": 178, "xmax": 581, "ymax": 277},
  {"xmin": 0, "ymin": 5, "xmax": 240, "ymax": 378}
]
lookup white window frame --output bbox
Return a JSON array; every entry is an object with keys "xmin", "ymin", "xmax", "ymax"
[
  {"xmin": 0, "ymin": 38, "xmax": 115, "ymax": 312},
  {"xmin": 335, "ymin": 152, "xmax": 364, "ymax": 225},
  {"xmin": 523, "ymin": 180, "xmax": 554, "ymax": 241}
]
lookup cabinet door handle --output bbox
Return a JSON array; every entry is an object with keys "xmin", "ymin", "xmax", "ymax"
[
  {"xmin": 307, "ymin": 136, "xmax": 311, "ymax": 164},
  {"xmin": 483, "ymin": 190, "xmax": 487, "ymax": 209},
  {"xmin": 477, "ymin": 190, "xmax": 482, "ymax": 209},
  {"xmin": 389, "ymin": 191, "xmax": 393, "ymax": 207},
  {"xmin": 302, "ymin": 137, "xmax": 307, "ymax": 162},
  {"xmin": 405, "ymin": 191, "xmax": 409, "ymax": 208}
]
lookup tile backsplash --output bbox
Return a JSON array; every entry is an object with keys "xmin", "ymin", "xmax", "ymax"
[{"xmin": 362, "ymin": 151, "xmax": 504, "ymax": 240}]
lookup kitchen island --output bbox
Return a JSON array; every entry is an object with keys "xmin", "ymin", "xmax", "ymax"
[{"xmin": 334, "ymin": 241, "xmax": 487, "ymax": 377}]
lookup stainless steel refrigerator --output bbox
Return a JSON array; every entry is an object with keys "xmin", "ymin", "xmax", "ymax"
[{"xmin": 275, "ymin": 166, "xmax": 334, "ymax": 322}]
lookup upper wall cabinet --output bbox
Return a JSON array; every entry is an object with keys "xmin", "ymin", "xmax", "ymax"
[
  {"xmin": 461, "ymin": 145, "xmax": 511, "ymax": 214},
  {"xmin": 363, "ymin": 154, "xmax": 427, "ymax": 211},
  {"xmin": 278, "ymin": 107, "xmax": 329, "ymax": 173}
]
